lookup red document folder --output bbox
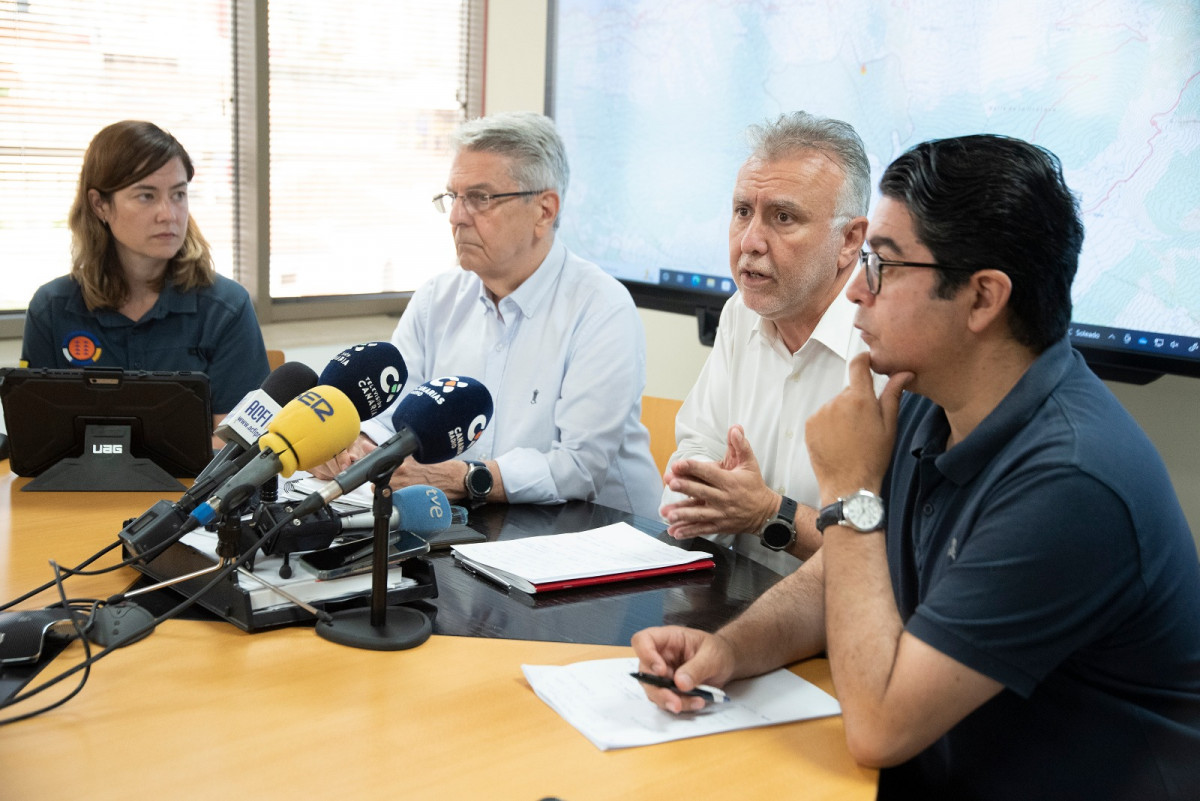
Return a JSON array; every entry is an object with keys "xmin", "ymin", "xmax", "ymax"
[
  {"xmin": 459, "ymin": 556, "xmax": 716, "ymax": 594},
  {"xmin": 451, "ymin": 524, "xmax": 716, "ymax": 594}
]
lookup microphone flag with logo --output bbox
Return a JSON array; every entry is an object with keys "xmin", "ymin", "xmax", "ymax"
[
  {"xmin": 317, "ymin": 342, "xmax": 407, "ymax": 422},
  {"xmin": 289, "ymin": 376, "xmax": 493, "ymax": 518},
  {"xmin": 188, "ymin": 385, "xmax": 361, "ymax": 528},
  {"xmin": 198, "ymin": 361, "xmax": 320, "ymax": 487}
]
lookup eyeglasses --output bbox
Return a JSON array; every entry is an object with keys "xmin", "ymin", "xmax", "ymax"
[
  {"xmin": 860, "ymin": 249, "xmax": 977, "ymax": 295},
  {"xmin": 431, "ymin": 189, "xmax": 546, "ymax": 215}
]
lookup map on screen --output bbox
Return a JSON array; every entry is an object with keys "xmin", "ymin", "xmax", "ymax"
[{"xmin": 550, "ymin": 0, "xmax": 1200, "ymax": 375}]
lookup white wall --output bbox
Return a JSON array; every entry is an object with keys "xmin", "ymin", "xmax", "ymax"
[{"xmin": 486, "ymin": 0, "xmax": 1200, "ymax": 552}]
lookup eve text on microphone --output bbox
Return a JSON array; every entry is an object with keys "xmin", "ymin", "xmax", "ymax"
[
  {"xmin": 257, "ymin": 484, "xmax": 453, "ymax": 560},
  {"xmin": 393, "ymin": 484, "xmax": 452, "ymax": 534},
  {"xmin": 294, "ymin": 486, "xmax": 452, "ymax": 580}
]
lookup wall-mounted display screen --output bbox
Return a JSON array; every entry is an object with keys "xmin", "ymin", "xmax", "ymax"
[{"xmin": 547, "ymin": 0, "xmax": 1200, "ymax": 381}]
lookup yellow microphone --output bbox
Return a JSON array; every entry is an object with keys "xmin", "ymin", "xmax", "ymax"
[
  {"xmin": 187, "ymin": 385, "xmax": 360, "ymax": 527},
  {"xmin": 257, "ymin": 385, "xmax": 361, "ymax": 477}
]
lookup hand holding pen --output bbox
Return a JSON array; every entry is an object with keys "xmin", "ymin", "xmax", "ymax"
[
  {"xmin": 630, "ymin": 671, "xmax": 729, "ymax": 704},
  {"xmin": 630, "ymin": 625, "xmax": 738, "ymax": 713}
]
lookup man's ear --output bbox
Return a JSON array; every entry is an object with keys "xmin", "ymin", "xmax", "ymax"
[
  {"xmin": 533, "ymin": 190, "xmax": 560, "ymax": 237},
  {"xmin": 965, "ymin": 269, "xmax": 1014, "ymax": 334},
  {"xmin": 836, "ymin": 216, "xmax": 869, "ymax": 274}
]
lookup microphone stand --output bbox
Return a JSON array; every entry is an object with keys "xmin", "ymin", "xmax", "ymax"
[{"xmin": 314, "ymin": 462, "xmax": 432, "ymax": 650}]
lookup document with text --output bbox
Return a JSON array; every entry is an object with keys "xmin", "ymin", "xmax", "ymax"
[{"xmin": 522, "ymin": 656, "xmax": 841, "ymax": 750}]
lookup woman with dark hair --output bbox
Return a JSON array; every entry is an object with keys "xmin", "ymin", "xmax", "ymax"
[{"xmin": 20, "ymin": 120, "xmax": 269, "ymax": 423}]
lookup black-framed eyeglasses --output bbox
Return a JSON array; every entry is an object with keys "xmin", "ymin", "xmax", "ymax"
[
  {"xmin": 860, "ymin": 249, "xmax": 977, "ymax": 295},
  {"xmin": 432, "ymin": 189, "xmax": 546, "ymax": 215}
]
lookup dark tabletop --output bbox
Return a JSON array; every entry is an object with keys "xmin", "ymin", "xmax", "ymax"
[
  {"xmin": 419, "ymin": 501, "xmax": 785, "ymax": 647},
  {"xmin": 128, "ymin": 500, "xmax": 785, "ymax": 648}
]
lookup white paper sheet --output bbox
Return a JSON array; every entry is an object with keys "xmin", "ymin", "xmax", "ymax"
[{"xmin": 522, "ymin": 656, "xmax": 841, "ymax": 750}]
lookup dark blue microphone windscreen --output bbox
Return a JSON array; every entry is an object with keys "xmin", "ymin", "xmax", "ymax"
[
  {"xmin": 318, "ymin": 342, "xmax": 407, "ymax": 421},
  {"xmin": 392, "ymin": 376, "xmax": 494, "ymax": 463}
]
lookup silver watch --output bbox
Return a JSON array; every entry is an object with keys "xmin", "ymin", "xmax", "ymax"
[{"xmin": 815, "ymin": 490, "xmax": 885, "ymax": 533}]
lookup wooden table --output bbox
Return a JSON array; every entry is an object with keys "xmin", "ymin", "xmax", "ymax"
[{"xmin": 0, "ymin": 467, "xmax": 877, "ymax": 800}]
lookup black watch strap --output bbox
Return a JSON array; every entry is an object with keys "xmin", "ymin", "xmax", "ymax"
[{"xmin": 774, "ymin": 495, "xmax": 797, "ymax": 525}]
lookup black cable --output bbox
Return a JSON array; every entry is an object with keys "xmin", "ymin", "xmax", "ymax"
[
  {"xmin": 0, "ymin": 566, "xmax": 96, "ymax": 725},
  {"xmin": 0, "ymin": 541, "xmax": 121, "ymax": 612},
  {"xmin": 0, "ymin": 510, "xmax": 308, "ymax": 724},
  {"xmin": 0, "ymin": 516, "xmax": 195, "ymax": 612}
]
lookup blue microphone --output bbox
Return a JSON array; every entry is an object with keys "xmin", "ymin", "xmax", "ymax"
[
  {"xmin": 310, "ymin": 484, "xmax": 453, "ymax": 537},
  {"xmin": 318, "ymin": 341, "xmax": 407, "ymax": 421},
  {"xmin": 289, "ymin": 376, "xmax": 494, "ymax": 518},
  {"xmin": 391, "ymin": 484, "xmax": 453, "ymax": 534},
  {"xmin": 296, "ymin": 486, "xmax": 452, "ymax": 581}
]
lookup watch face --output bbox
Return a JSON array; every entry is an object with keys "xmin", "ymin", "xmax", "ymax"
[
  {"xmin": 844, "ymin": 492, "xmax": 884, "ymax": 531},
  {"xmin": 465, "ymin": 463, "xmax": 492, "ymax": 496},
  {"xmin": 761, "ymin": 521, "xmax": 794, "ymax": 550}
]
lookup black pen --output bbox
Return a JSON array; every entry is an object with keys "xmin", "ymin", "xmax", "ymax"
[{"xmin": 629, "ymin": 671, "xmax": 729, "ymax": 703}]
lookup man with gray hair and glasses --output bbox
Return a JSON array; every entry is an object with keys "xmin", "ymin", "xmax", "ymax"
[
  {"xmin": 326, "ymin": 111, "xmax": 660, "ymax": 517},
  {"xmin": 660, "ymin": 111, "xmax": 880, "ymax": 574}
]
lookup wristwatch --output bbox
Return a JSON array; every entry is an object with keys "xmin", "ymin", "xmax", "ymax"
[
  {"xmin": 760, "ymin": 495, "xmax": 798, "ymax": 551},
  {"xmin": 815, "ymin": 490, "xmax": 885, "ymax": 533},
  {"xmin": 463, "ymin": 460, "xmax": 493, "ymax": 508}
]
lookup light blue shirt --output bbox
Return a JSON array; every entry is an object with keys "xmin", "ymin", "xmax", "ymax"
[{"xmin": 362, "ymin": 239, "xmax": 661, "ymax": 518}]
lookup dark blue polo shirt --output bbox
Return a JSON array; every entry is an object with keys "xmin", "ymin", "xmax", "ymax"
[
  {"xmin": 20, "ymin": 274, "xmax": 269, "ymax": 414},
  {"xmin": 880, "ymin": 338, "xmax": 1200, "ymax": 801}
]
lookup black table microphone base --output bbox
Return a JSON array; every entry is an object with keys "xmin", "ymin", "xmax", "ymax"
[{"xmin": 315, "ymin": 605, "xmax": 432, "ymax": 651}]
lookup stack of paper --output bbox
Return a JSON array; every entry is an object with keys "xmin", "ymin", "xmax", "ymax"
[
  {"xmin": 522, "ymin": 656, "xmax": 841, "ymax": 750},
  {"xmin": 451, "ymin": 522, "xmax": 715, "ymax": 594}
]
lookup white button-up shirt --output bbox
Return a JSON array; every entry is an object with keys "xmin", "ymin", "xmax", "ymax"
[
  {"xmin": 665, "ymin": 289, "xmax": 876, "ymax": 573},
  {"xmin": 364, "ymin": 239, "xmax": 661, "ymax": 518}
]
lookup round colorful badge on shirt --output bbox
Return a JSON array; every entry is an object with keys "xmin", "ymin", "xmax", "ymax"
[{"xmin": 61, "ymin": 330, "xmax": 104, "ymax": 365}]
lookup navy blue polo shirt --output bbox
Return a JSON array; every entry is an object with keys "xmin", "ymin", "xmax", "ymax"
[
  {"xmin": 880, "ymin": 338, "xmax": 1200, "ymax": 800},
  {"xmin": 21, "ymin": 274, "xmax": 270, "ymax": 414}
]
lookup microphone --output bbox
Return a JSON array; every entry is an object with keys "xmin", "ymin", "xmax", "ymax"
[
  {"xmin": 317, "ymin": 341, "xmax": 407, "ymax": 421},
  {"xmin": 295, "ymin": 486, "xmax": 452, "ymax": 580},
  {"xmin": 264, "ymin": 484, "xmax": 454, "ymax": 557},
  {"xmin": 290, "ymin": 376, "xmax": 493, "ymax": 518},
  {"xmin": 332, "ymin": 485, "xmax": 454, "ymax": 536},
  {"xmin": 187, "ymin": 385, "xmax": 362, "ymax": 529},
  {"xmin": 119, "ymin": 362, "xmax": 319, "ymax": 557},
  {"xmin": 195, "ymin": 362, "xmax": 320, "ymax": 489},
  {"xmin": 391, "ymin": 483, "xmax": 453, "ymax": 534}
]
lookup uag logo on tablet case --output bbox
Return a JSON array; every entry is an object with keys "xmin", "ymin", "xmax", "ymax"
[{"xmin": 61, "ymin": 331, "xmax": 103, "ymax": 365}]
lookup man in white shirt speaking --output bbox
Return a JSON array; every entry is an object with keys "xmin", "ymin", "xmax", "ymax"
[
  {"xmin": 660, "ymin": 112, "xmax": 879, "ymax": 574},
  {"xmin": 325, "ymin": 111, "xmax": 661, "ymax": 519}
]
